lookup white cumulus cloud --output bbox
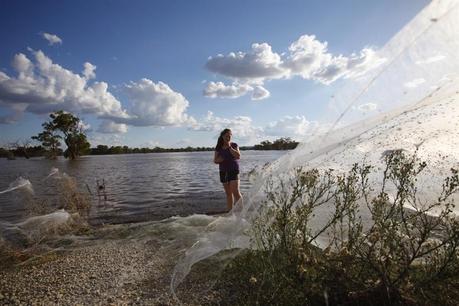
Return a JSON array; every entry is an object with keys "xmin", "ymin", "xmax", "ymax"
[
  {"xmin": 111, "ymin": 78, "xmax": 194, "ymax": 127},
  {"xmin": 189, "ymin": 112, "xmax": 329, "ymax": 143},
  {"xmin": 206, "ymin": 43, "xmax": 285, "ymax": 81},
  {"xmin": 0, "ymin": 50, "xmax": 127, "ymax": 118},
  {"xmin": 284, "ymin": 34, "xmax": 334, "ymax": 80},
  {"xmin": 203, "ymin": 81, "xmax": 253, "ymax": 99},
  {"xmin": 204, "ymin": 34, "xmax": 385, "ymax": 99},
  {"xmin": 189, "ymin": 111, "xmax": 263, "ymax": 143},
  {"xmin": 41, "ymin": 32, "xmax": 62, "ymax": 45},
  {"xmin": 203, "ymin": 81, "xmax": 270, "ymax": 101},
  {"xmin": 264, "ymin": 115, "xmax": 318, "ymax": 137},
  {"xmin": 251, "ymin": 85, "xmax": 270, "ymax": 100},
  {"xmin": 0, "ymin": 50, "xmax": 196, "ymax": 132},
  {"xmin": 77, "ymin": 120, "xmax": 92, "ymax": 132},
  {"xmin": 83, "ymin": 62, "xmax": 96, "ymax": 80},
  {"xmin": 283, "ymin": 35, "xmax": 385, "ymax": 84},
  {"xmin": 88, "ymin": 134, "xmax": 124, "ymax": 146},
  {"xmin": 97, "ymin": 120, "xmax": 128, "ymax": 134}
]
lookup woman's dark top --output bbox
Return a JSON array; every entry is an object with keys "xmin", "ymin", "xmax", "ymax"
[{"xmin": 217, "ymin": 143, "xmax": 239, "ymax": 172}]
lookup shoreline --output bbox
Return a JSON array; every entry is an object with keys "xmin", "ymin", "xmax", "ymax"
[
  {"xmin": 0, "ymin": 237, "xmax": 174, "ymax": 305},
  {"xmin": 0, "ymin": 221, "xmax": 221, "ymax": 305}
]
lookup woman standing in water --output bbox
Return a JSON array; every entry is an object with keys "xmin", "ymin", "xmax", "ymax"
[{"xmin": 214, "ymin": 128, "xmax": 242, "ymax": 211}]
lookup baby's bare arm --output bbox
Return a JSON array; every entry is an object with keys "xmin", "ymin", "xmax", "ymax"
[{"xmin": 214, "ymin": 151, "xmax": 224, "ymax": 164}]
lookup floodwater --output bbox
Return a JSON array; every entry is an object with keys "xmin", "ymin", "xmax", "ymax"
[{"xmin": 0, "ymin": 151, "xmax": 285, "ymax": 224}]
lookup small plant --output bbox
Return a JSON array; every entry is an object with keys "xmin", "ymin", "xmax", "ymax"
[
  {"xmin": 215, "ymin": 151, "xmax": 459, "ymax": 305},
  {"xmin": 58, "ymin": 174, "xmax": 91, "ymax": 217},
  {"xmin": 0, "ymin": 175, "xmax": 92, "ymax": 268}
]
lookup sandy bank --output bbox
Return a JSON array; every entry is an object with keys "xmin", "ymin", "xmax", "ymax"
[{"xmin": 0, "ymin": 227, "xmax": 220, "ymax": 305}]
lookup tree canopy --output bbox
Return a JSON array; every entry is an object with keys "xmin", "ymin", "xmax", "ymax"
[{"xmin": 32, "ymin": 111, "xmax": 90, "ymax": 160}]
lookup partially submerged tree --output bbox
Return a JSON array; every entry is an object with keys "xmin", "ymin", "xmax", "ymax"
[
  {"xmin": 32, "ymin": 111, "xmax": 90, "ymax": 160},
  {"xmin": 32, "ymin": 121, "xmax": 61, "ymax": 159}
]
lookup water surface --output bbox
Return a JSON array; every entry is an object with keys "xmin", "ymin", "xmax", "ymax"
[{"xmin": 0, "ymin": 151, "xmax": 285, "ymax": 224}]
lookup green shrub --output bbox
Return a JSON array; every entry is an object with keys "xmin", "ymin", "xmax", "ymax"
[{"xmin": 215, "ymin": 151, "xmax": 459, "ymax": 305}]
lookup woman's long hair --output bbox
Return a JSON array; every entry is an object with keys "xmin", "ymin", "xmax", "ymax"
[{"xmin": 215, "ymin": 128, "xmax": 231, "ymax": 151}]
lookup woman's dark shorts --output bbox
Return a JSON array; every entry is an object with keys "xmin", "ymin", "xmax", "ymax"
[{"xmin": 220, "ymin": 170, "xmax": 240, "ymax": 183}]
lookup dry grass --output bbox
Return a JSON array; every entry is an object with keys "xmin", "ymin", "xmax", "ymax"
[{"xmin": 1, "ymin": 174, "xmax": 93, "ymax": 269}]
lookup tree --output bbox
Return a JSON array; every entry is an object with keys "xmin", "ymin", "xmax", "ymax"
[
  {"xmin": 32, "ymin": 122, "xmax": 61, "ymax": 159},
  {"xmin": 32, "ymin": 111, "xmax": 90, "ymax": 160}
]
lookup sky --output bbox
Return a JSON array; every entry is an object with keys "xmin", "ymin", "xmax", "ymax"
[{"xmin": 0, "ymin": 0, "xmax": 431, "ymax": 148}]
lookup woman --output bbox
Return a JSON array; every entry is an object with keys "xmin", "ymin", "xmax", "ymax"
[{"xmin": 214, "ymin": 128, "xmax": 242, "ymax": 211}]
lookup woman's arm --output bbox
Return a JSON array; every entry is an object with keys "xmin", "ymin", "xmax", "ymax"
[
  {"xmin": 214, "ymin": 151, "xmax": 224, "ymax": 164},
  {"xmin": 229, "ymin": 143, "xmax": 241, "ymax": 159}
]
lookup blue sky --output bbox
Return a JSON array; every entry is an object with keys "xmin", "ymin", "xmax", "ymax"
[{"xmin": 0, "ymin": 0, "xmax": 430, "ymax": 148}]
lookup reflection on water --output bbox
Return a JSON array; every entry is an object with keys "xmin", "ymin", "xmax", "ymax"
[{"xmin": 0, "ymin": 151, "xmax": 285, "ymax": 224}]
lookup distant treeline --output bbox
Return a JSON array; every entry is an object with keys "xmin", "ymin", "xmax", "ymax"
[
  {"xmin": 0, "ymin": 137, "xmax": 299, "ymax": 159},
  {"xmin": 90, "ymin": 145, "xmax": 214, "ymax": 155},
  {"xmin": 0, "ymin": 146, "xmax": 62, "ymax": 159},
  {"xmin": 90, "ymin": 138, "xmax": 298, "ymax": 155}
]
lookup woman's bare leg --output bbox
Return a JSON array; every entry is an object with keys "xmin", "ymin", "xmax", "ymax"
[
  {"xmin": 223, "ymin": 183, "xmax": 233, "ymax": 211},
  {"xmin": 230, "ymin": 180, "xmax": 242, "ymax": 207}
]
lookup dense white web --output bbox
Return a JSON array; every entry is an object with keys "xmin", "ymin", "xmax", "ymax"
[{"xmin": 171, "ymin": 0, "xmax": 459, "ymax": 298}]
